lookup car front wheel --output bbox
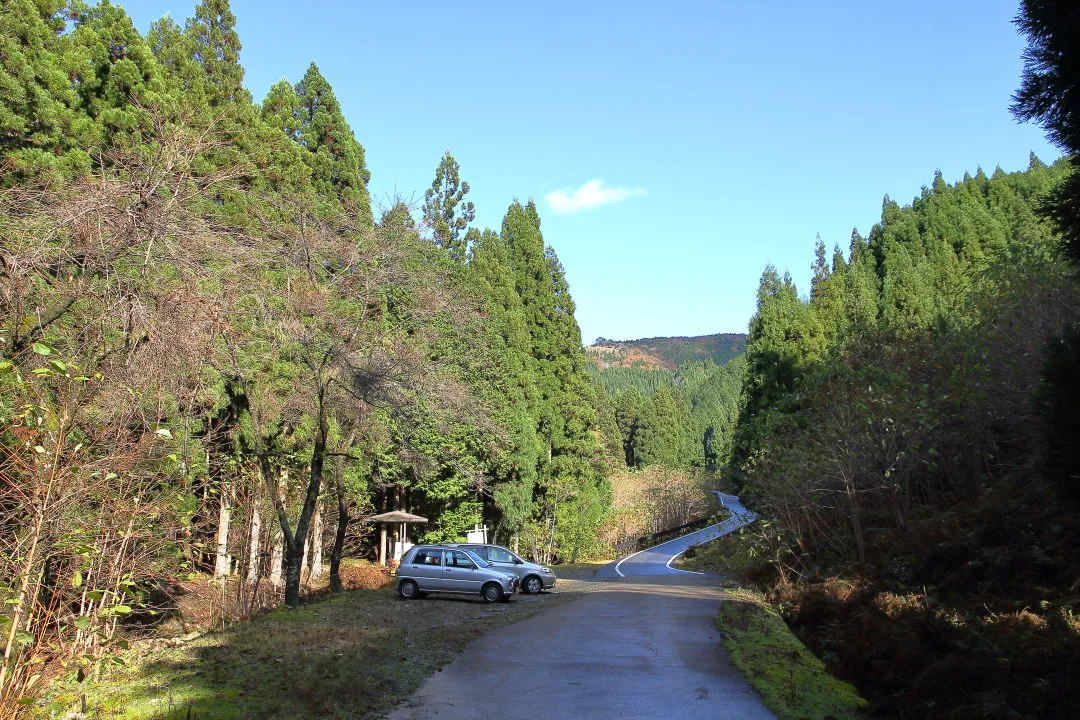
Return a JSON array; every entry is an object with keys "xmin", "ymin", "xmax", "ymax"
[
  {"xmin": 481, "ymin": 582, "xmax": 503, "ymax": 603},
  {"xmin": 398, "ymin": 580, "xmax": 420, "ymax": 599},
  {"xmin": 523, "ymin": 575, "xmax": 543, "ymax": 594}
]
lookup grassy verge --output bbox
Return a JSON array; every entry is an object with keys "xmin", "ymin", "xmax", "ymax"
[
  {"xmin": 716, "ymin": 588, "xmax": 867, "ymax": 720},
  {"xmin": 678, "ymin": 532, "xmax": 867, "ymax": 719},
  {"xmin": 39, "ymin": 578, "xmax": 593, "ymax": 719}
]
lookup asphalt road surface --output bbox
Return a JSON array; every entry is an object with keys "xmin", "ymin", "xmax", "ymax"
[
  {"xmin": 597, "ymin": 492, "xmax": 760, "ymax": 579},
  {"xmin": 383, "ymin": 495, "xmax": 773, "ymax": 720}
]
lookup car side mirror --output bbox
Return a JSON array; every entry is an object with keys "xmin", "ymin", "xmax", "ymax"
[{"xmin": 513, "ymin": 558, "xmax": 523, "ymax": 565}]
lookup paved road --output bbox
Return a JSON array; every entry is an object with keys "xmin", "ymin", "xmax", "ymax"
[
  {"xmin": 384, "ymin": 495, "xmax": 772, "ymax": 720},
  {"xmin": 598, "ymin": 492, "xmax": 760, "ymax": 579}
]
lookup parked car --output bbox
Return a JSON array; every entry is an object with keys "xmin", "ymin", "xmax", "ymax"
[
  {"xmin": 448, "ymin": 543, "xmax": 557, "ymax": 594},
  {"xmin": 396, "ymin": 545, "xmax": 518, "ymax": 603}
]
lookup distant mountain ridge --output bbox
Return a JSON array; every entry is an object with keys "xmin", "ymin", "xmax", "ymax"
[{"xmin": 586, "ymin": 333, "xmax": 747, "ymax": 370}]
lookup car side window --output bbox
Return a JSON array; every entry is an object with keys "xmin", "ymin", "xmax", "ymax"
[
  {"xmin": 412, "ymin": 549, "xmax": 440, "ymax": 566},
  {"xmin": 487, "ymin": 547, "xmax": 515, "ymax": 563},
  {"xmin": 448, "ymin": 551, "xmax": 474, "ymax": 568}
]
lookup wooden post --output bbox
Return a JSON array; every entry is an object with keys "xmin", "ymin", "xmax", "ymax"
[{"xmin": 379, "ymin": 524, "xmax": 387, "ymax": 566}]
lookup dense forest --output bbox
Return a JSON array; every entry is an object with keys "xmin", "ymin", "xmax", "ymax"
[
  {"xmin": 590, "ymin": 357, "xmax": 745, "ymax": 472},
  {"xmin": 0, "ymin": 0, "xmax": 701, "ymax": 709},
  {"xmin": 721, "ymin": 83, "xmax": 1080, "ymax": 720}
]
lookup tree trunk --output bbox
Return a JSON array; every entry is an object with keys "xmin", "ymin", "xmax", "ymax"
[
  {"xmin": 309, "ymin": 503, "xmax": 324, "ymax": 582},
  {"xmin": 283, "ymin": 385, "xmax": 329, "ymax": 608},
  {"xmin": 213, "ymin": 476, "xmax": 232, "ymax": 579},
  {"xmin": 247, "ymin": 504, "xmax": 261, "ymax": 586},
  {"xmin": 846, "ymin": 482, "xmax": 867, "ymax": 565},
  {"xmin": 269, "ymin": 526, "xmax": 284, "ymax": 589},
  {"xmin": 329, "ymin": 428, "xmax": 354, "ymax": 593},
  {"xmin": 330, "ymin": 488, "xmax": 348, "ymax": 592},
  {"xmin": 300, "ymin": 524, "xmax": 311, "ymax": 584},
  {"xmin": 264, "ymin": 465, "xmax": 288, "ymax": 590}
]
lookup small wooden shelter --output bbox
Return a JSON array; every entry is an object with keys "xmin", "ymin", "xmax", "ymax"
[{"xmin": 365, "ymin": 510, "xmax": 428, "ymax": 566}]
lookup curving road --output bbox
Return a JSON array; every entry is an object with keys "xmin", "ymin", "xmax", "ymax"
[
  {"xmin": 597, "ymin": 492, "xmax": 760, "ymax": 579},
  {"xmin": 383, "ymin": 494, "xmax": 772, "ymax": 720}
]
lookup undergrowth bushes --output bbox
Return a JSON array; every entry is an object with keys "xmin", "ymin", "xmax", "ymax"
[{"xmin": 693, "ymin": 480, "xmax": 1080, "ymax": 718}]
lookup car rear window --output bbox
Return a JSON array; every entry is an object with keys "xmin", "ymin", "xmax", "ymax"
[
  {"xmin": 412, "ymin": 549, "xmax": 441, "ymax": 565},
  {"xmin": 486, "ymin": 546, "xmax": 516, "ymax": 563}
]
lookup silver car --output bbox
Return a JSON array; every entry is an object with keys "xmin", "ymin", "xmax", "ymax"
[
  {"xmin": 449, "ymin": 544, "xmax": 557, "ymax": 594},
  {"xmin": 396, "ymin": 545, "xmax": 518, "ymax": 603}
]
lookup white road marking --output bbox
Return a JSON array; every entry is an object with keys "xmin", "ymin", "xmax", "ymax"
[
  {"xmin": 612, "ymin": 493, "xmax": 760, "ymax": 578},
  {"xmin": 665, "ymin": 548, "xmax": 704, "ymax": 574},
  {"xmin": 614, "ymin": 546, "xmax": 649, "ymax": 578}
]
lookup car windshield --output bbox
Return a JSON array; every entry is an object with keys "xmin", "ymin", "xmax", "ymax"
[{"xmin": 464, "ymin": 549, "xmax": 490, "ymax": 568}]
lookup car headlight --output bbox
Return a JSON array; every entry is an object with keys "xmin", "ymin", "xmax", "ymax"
[{"xmin": 541, "ymin": 567, "xmax": 553, "ymax": 574}]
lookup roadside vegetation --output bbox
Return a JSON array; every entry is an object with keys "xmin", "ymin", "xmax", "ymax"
[
  {"xmin": 715, "ymin": 587, "xmax": 866, "ymax": 720},
  {"xmin": 712, "ymin": 4, "xmax": 1080, "ymax": 716},
  {"xmin": 600, "ymin": 466, "xmax": 717, "ymax": 551},
  {"xmin": 678, "ymin": 539, "xmax": 866, "ymax": 720},
  {"xmin": 44, "ymin": 570, "xmax": 603, "ymax": 719}
]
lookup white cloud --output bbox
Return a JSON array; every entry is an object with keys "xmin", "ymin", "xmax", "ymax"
[{"xmin": 545, "ymin": 179, "xmax": 646, "ymax": 214}]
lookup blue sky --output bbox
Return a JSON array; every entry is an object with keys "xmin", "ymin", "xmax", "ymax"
[{"xmin": 126, "ymin": 1, "xmax": 1059, "ymax": 344}]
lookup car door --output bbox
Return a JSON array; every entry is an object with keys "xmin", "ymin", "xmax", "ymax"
[
  {"xmin": 442, "ymin": 550, "xmax": 482, "ymax": 593},
  {"xmin": 404, "ymin": 548, "xmax": 444, "ymax": 590}
]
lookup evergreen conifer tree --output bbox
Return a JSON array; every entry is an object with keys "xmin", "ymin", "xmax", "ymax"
[
  {"xmin": 147, "ymin": 16, "xmax": 202, "ymax": 98},
  {"xmin": 186, "ymin": 0, "xmax": 250, "ymax": 106},
  {"xmin": 294, "ymin": 62, "xmax": 372, "ymax": 223},
  {"xmin": 67, "ymin": 3, "xmax": 177, "ymax": 152},
  {"xmin": 632, "ymin": 386, "xmax": 684, "ymax": 468},
  {"xmin": 0, "ymin": 0, "xmax": 94, "ymax": 180},
  {"xmin": 1013, "ymin": 0, "xmax": 1080, "ymax": 496},
  {"xmin": 1012, "ymin": 0, "xmax": 1080, "ymax": 261},
  {"xmin": 742, "ymin": 265, "xmax": 824, "ymax": 418},
  {"xmin": 423, "ymin": 150, "xmax": 475, "ymax": 262}
]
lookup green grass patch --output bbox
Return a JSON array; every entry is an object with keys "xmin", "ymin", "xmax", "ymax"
[{"xmin": 716, "ymin": 587, "xmax": 867, "ymax": 720}]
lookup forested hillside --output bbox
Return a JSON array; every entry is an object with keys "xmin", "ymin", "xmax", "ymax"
[
  {"xmin": 595, "ymin": 357, "xmax": 743, "ymax": 471},
  {"xmin": 0, "ymin": 0, "xmax": 619, "ymax": 709},
  {"xmin": 586, "ymin": 333, "xmax": 748, "ymax": 476},
  {"xmin": 587, "ymin": 332, "xmax": 745, "ymax": 370},
  {"xmin": 724, "ymin": 153, "xmax": 1080, "ymax": 716}
]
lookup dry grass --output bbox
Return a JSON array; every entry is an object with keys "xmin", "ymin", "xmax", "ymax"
[{"xmin": 600, "ymin": 467, "xmax": 713, "ymax": 549}]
